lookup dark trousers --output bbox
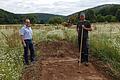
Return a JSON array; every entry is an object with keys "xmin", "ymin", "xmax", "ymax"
[
  {"xmin": 24, "ymin": 39, "xmax": 35, "ymax": 64},
  {"xmin": 78, "ymin": 36, "xmax": 89, "ymax": 63}
]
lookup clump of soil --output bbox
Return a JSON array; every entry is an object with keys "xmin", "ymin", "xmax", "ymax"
[{"xmin": 35, "ymin": 41, "xmax": 79, "ymax": 58}]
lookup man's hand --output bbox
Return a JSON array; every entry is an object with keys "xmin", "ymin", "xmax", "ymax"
[
  {"xmin": 21, "ymin": 35, "xmax": 26, "ymax": 47},
  {"xmin": 82, "ymin": 25, "xmax": 92, "ymax": 31},
  {"xmin": 33, "ymin": 41, "xmax": 35, "ymax": 44},
  {"xmin": 22, "ymin": 42, "xmax": 26, "ymax": 47},
  {"xmin": 82, "ymin": 25, "xmax": 86, "ymax": 30}
]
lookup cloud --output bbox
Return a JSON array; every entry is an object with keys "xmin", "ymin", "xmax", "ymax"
[{"xmin": 0, "ymin": 0, "xmax": 120, "ymax": 15}]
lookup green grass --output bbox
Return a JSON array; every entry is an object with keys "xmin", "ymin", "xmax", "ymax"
[
  {"xmin": 0, "ymin": 29, "xmax": 23, "ymax": 80},
  {"xmin": 90, "ymin": 23, "xmax": 120, "ymax": 79}
]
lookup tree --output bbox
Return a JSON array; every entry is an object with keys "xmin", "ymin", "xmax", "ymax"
[
  {"xmin": 116, "ymin": 9, "xmax": 120, "ymax": 21},
  {"xmin": 111, "ymin": 16, "xmax": 117, "ymax": 22},
  {"xmin": 68, "ymin": 15, "xmax": 77, "ymax": 24},
  {"xmin": 40, "ymin": 20, "xmax": 45, "ymax": 24},
  {"xmin": 48, "ymin": 16, "xmax": 64, "ymax": 25},
  {"xmin": 27, "ymin": 15, "xmax": 37, "ymax": 24},
  {"xmin": 86, "ymin": 9, "xmax": 96, "ymax": 23},
  {"xmin": 104, "ymin": 15, "xmax": 112, "ymax": 22},
  {"xmin": 105, "ymin": 15, "xmax": 117, "ymax": 22},
  {"xmin": 96, "ymin": 15, "xmax": 105, "ymax": 22},
  {"xmin": 98, "ymin": 8, "xmax": 109, "ymax": 16},
  {"xmin": 109, "ymin": 6, "xmax": 118, "ymax": 16}
]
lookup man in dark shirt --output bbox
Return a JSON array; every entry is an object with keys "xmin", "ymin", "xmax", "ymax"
[{"xmin": 77, "ymin": 12, "xmax": 92, "ymax": 66}]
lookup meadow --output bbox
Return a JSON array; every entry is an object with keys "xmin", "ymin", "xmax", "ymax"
[
  {"xmin": 0, "ymin": 23, "xmax": 120, "ymax": 80},
  {"xmin": 90, "ymin": 23, "xmax": 120, "ymax": 79}
]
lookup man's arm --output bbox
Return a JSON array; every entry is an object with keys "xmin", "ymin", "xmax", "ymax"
[
  {"xmin": 20, "ymin": 28, "xmax": 26, "ymax": 47},
  {"xmin": 20, "ymin": 35, "xmax": 26, "ymax": 47},
  {"xmin": 76, "ymin": 23, "xmax": 79, "ymax": 32},
  {"xmin": 82, "ymin": 21, "xmax": 92, "ymax": 31},
  {"xmin": 82, "ymin": 26, "xmax": 92, "ymax": 31}
]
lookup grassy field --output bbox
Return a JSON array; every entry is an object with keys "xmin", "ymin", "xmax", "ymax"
[
  {"xmin": 0, "ymin": 23, "xmax": 120, "ymax": 80},
  {"xmin": 90, "ymin": 23, "xmax": 120, "ymax": 79}
]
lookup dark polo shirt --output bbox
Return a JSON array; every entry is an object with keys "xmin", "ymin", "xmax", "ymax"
[{"xmin": 77, "ymin": 20, "xmax": 91, "ymax": 39}]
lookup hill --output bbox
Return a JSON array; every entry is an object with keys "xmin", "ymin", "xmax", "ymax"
[
  {"xmin": 68, "ymin": 4, "xmax": 120, "ymax": 23},
  {"xmin": 68, "ymin": 4, "xmax": 120, "ymax": 16},
  {"xmin": 0, "ymin": 9, "xmax": 66, "ymax": 24}
]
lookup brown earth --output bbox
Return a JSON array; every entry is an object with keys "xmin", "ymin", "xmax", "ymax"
[{"xmin": 21, "ymin": 41, "xmax": 111, "ymax": 80}]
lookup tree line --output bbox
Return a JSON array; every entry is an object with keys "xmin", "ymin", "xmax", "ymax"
[
  {"xmin": 69, "ymin": 5, "xmax": 120, "ymax": 24},
  {"xmin": 0, "ymin": 9, "xmax": 65, "ymax": 24}
]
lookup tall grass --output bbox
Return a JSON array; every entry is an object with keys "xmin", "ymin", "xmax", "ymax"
[
  {"xmin": 90, "ymin": 23, "xmax": 120, "ymax": 79},
  {"xmin": 0, "ymin": 28, "xmax": 23, "ymax": 80}
]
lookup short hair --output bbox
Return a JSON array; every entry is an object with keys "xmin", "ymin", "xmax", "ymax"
[
  {"xmin": 25, "ymin": 19, "xmax": 30, "ymax": 23},
  {"xmin": 80, "ymin": 12, "xmax": 85, "ymax": 17}
]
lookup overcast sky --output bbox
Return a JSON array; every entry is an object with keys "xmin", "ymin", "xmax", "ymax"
[{"xmin": 0, "ymin": 0, "xmax": 120, "ymax": 16}]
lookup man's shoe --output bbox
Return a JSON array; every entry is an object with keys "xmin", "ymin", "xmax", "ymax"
[
  {"xmin": 84, "ymin": 62, "xmax": 89, "ymax": 66},
  {"xmin": 31, "ymin": 61, "xmax": 35, "ymax": 65},
  {"xmin": 24, "ymin": 62, "xmax": 29, "ymax": 65},
  {"xmin": 24, "ymin": 63, "xmax": 30, "ymax": 69}
]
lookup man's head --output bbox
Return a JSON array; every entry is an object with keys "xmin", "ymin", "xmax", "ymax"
[
  {"xmin": 79, "ymin": 12, "xmax": 85, "ymax": 21},
  {"xmin": 25, "ymin": 19, "xmax": 31, "ymax": 27}
]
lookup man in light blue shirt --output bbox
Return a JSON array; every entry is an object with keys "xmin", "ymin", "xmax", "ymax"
[{"xmin": 20, "ymin": 19, "xmax": 35, "ymax": 65}]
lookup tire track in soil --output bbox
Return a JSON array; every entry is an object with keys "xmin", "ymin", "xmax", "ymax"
[{"xmin": 21, "ymin": 41, "xmax": 110, "ymax": 80}]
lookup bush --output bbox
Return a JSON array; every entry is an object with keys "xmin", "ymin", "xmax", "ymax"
[{"xmin": 47, "ymin": 30, "xmax": 65, "ymax": 41}]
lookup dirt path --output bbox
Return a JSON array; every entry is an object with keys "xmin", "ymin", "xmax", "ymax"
[{"xmin": 21, "ymin": 41, "xmax": 110, "ymax": 80}]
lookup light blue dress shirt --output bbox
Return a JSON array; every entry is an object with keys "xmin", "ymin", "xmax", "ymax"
[{"xmin": 20, "ymin": 25, "xmax": 33, "ymax": 40}]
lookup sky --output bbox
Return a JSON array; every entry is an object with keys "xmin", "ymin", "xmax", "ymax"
[{"xmin": 0, "ymin": 0, "xmax": 120, "ymax": 16}]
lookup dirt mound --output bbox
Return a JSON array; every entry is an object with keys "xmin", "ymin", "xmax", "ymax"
[
  {"xmin": 21, "ymin": 41, "xmax": 110, "ymax": 80},
  {"xmin": 35, "ymin": 41, "xmax": 79, "ymax": 58}
]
